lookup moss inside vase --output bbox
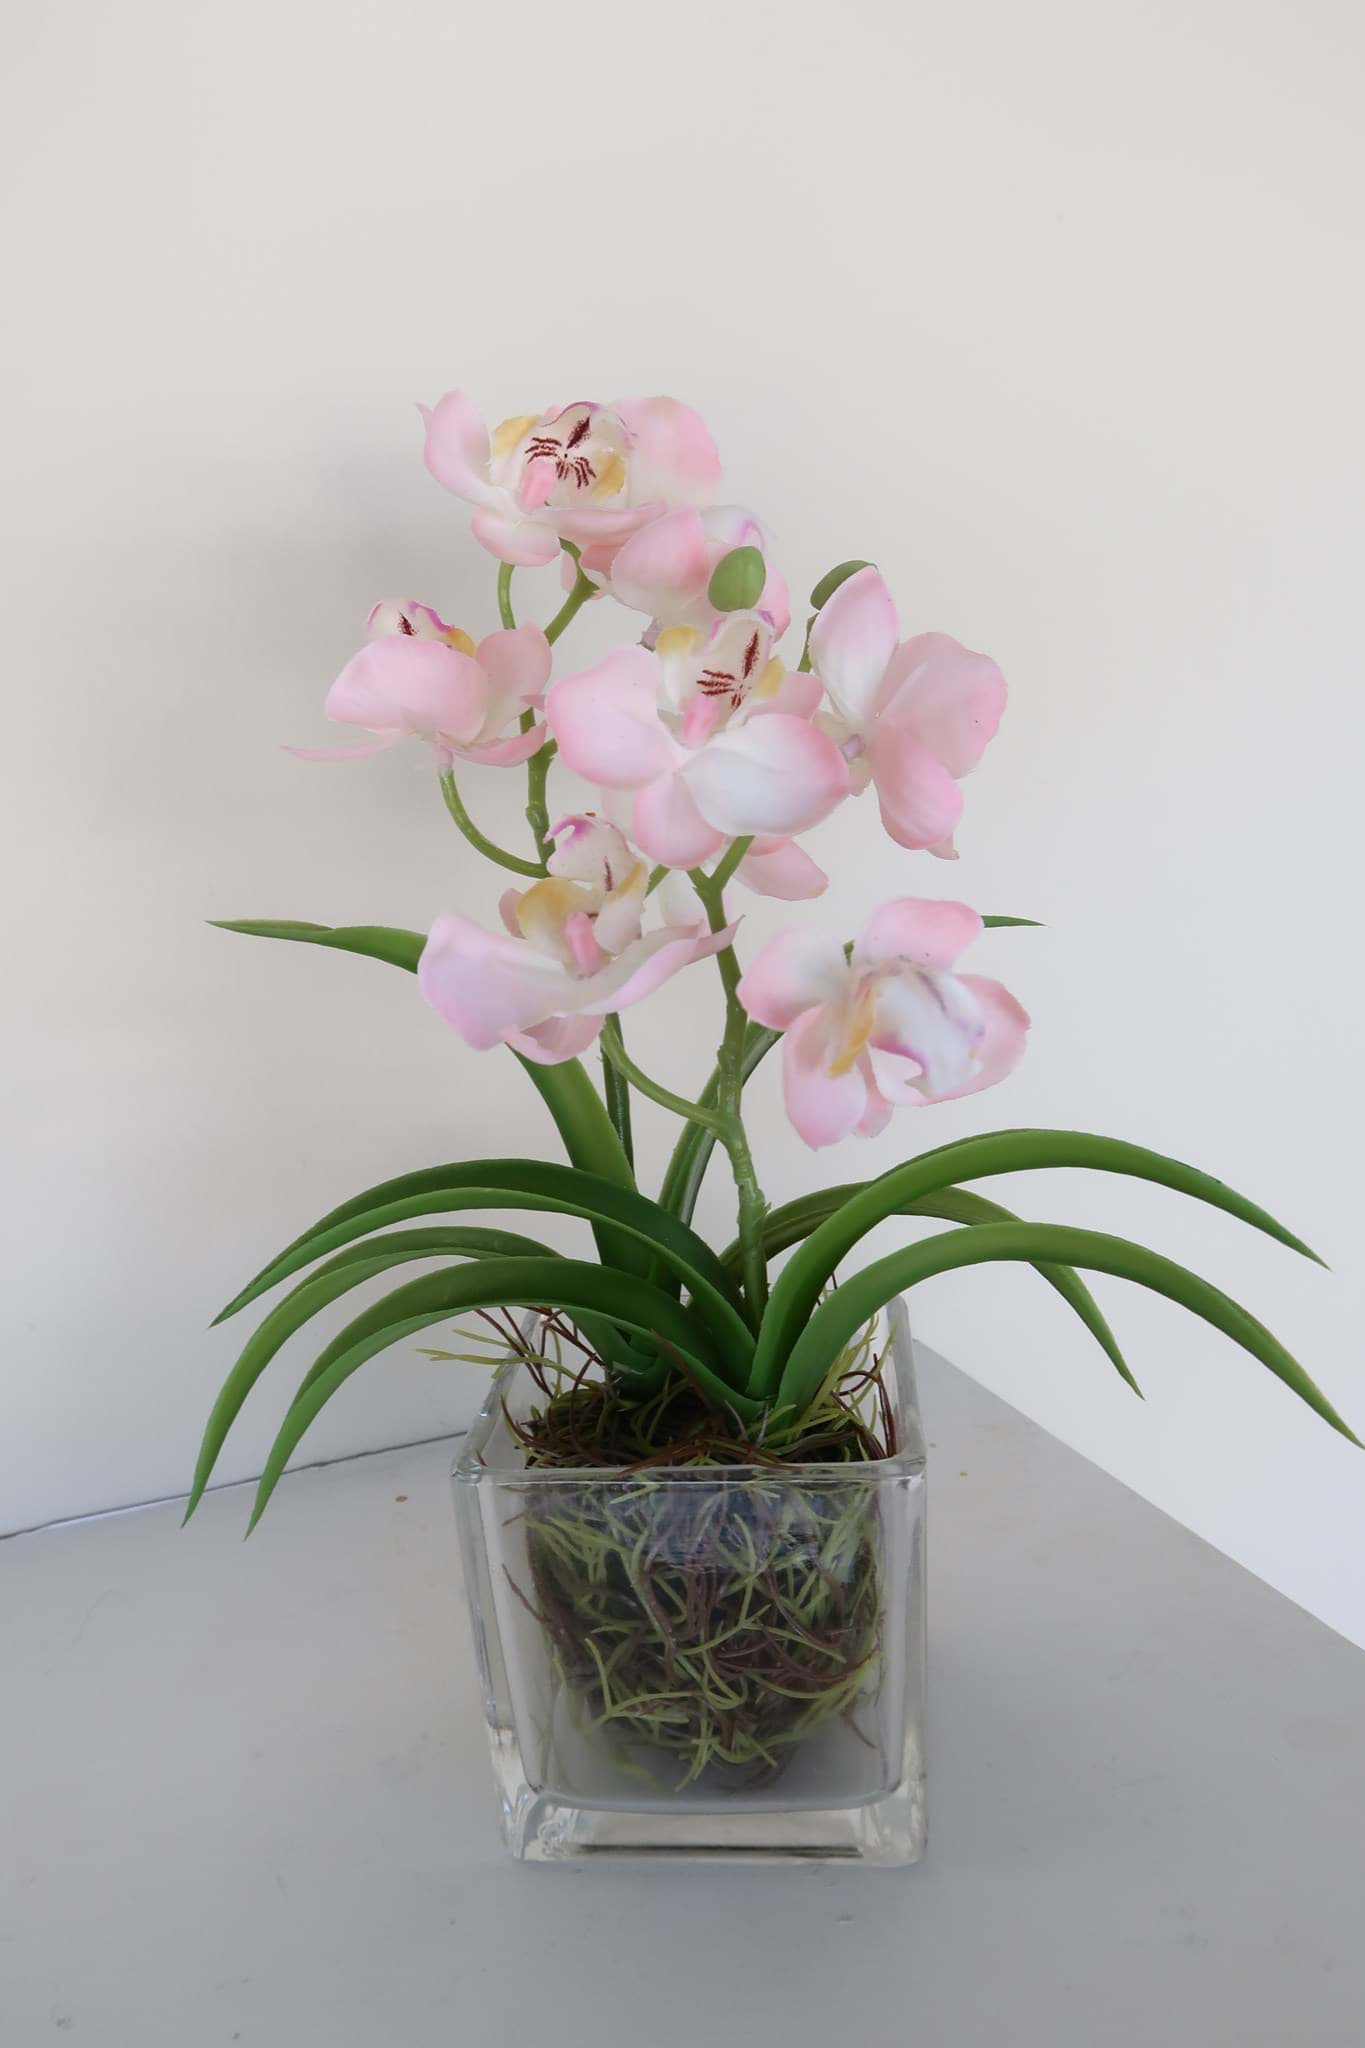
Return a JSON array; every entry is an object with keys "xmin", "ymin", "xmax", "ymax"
[{"xmin": 439, "ymin": 1309, "xmax": 897, "ymax": 1790}]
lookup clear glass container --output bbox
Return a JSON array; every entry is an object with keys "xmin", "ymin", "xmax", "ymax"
[{"xmin": 452, "ymin": 1297, "xmax": 926, "ymax": 1865}]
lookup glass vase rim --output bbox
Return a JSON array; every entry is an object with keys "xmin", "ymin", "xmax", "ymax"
[{"xmin": 452, "ymin": 1295, "xmax": 926, "ymax": 1486}]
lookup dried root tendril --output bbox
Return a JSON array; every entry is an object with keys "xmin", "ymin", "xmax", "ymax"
[{"xmin": 446, "ymin": 1308, "xmax": 898, "ymax": 1790}]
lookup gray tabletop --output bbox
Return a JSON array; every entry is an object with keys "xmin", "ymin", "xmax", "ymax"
[{"xmin": 5, "ymin": 1348, "xmax": 1364, "ymax": 2047}]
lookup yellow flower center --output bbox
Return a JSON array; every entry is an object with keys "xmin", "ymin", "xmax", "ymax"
[{"xmin": 826, "ymin": 978, "xmax": 877, "ymax": 1077}]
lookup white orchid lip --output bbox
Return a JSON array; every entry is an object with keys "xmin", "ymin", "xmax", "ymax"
[
  {"xmin": 510, "ymin": 817, "xmax": 650, "ymax": 975},
  {"xmin": 421, "ymin": 389, "xmax": 723, "ymax": 566},
  {"xmin": 502, "ymin": 403, "xmax": 630, "ymax": 512},
  {"xmin": 546, "ymin": 642, "xmax": 847, "ymax": 871},
  {"xmin": 656, "ymin": 613, "xmax": 786, "ymax": 745}
]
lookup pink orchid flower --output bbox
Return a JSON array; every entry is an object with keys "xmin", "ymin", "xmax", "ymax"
[
  {"xmin": 809, "ymin": 566, "xmax": 1006, "ymax": 857},
  {"xmin": 418, "ymin": 815, "xmax": 735, "ymax": 1064},
  {"xmin": 600, "ymin": 505, "xmax": 791, "ymax": 642},
  {"xmin": 421, "ymin": 392, "xmax": 722, "ymax": 568},
  {"xmin": 546, "ymin": 624, "xmax": 848, "ymax": 869},
  {"xmin": 291, "ymin": 601, "xmax": 550, "ymax": 767},
  {"xmin": 738, "ymin": 898, "xmax": 1029, "ymax": 1148}
]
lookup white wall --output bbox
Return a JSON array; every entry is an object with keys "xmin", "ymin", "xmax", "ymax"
[{"xmin": 5, "ymin": 1, "xmax": 1363, "ymax": 1639}]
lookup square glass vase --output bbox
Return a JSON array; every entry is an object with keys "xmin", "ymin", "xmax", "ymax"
[{"xmin": 452, "ymin": 1296, "xmax": 927, "ymax": 1865}]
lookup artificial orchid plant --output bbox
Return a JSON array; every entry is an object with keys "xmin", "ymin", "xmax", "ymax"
[{"xmin": 190, "ymin": 390, "xmax": 1352, "ymax": 1530}]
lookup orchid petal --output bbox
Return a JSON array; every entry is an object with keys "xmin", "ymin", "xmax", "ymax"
[
  {"xmin": 592, "ymin": 870, "xmax": 647, "ymax": 956},
  {"xmin": 608, "ymin": 508, "xmax": 710, "ymax": 616},
  {"xmin": 656, "ymin": 868, "xmax": 709, "ymax": 931},
  {"xmin": 738, "ymin": 930, "xmax": 850, "ymax": 1030},
  {"xmin": 325, "ymin": 638, "xmax": 488, "ymax": 747},
  {"xmin": 506, "ymin": 1014, "xmax": 605, "ymax": 1065},
  {"xmin": 683, "ymin": 713, "xmax": 848, "ymax": 838},
  {"xmin": 614, "ymin": 396, "xmax": 723, "ymax": 502},
  {"xmin": 476, "ymin": 625, "xmax": 552, "ymax": 708},
  {"xmin": 736, "ymin": 835, "xmax": 829, "ymax": 900},
  {"xmin": 951, "ymin": 974, "xmax": 1031, "ymax": 1095},
  {"xmin": 742, "ymin": 666, "xmax": 823, "ymax": 721},
  {"xmin": 564, "ymin": 911, "xmax": 606, "ymax": 976},
  {"xmin": 863, "ymin": 1046, "xmax": 927, "ymax": 1106},
  {"xmin": 756, "ymin": 563, "xmax": 791, "ymax": 641},
  {"xmin": 809, "ymin": 565, "xmax": 899, "ymax": 726},
  {"xmin": 366, "ymin": 599, "xmax": 455, "ymax": 643},
  {"xmin": 881, "ymin": 633, "xmax": 1007, "ymax": 778},
  {"xmin": 547, "ymin": 649, "xmax": 676, "ymax": 788},
  {"xmin": 632, "ymin": 773, "xmax": 728, "ymax": 867},
  {"xmin": 868, "ymin": 726, "xmax": 964, "ymax": 851},
  {"xmin": 421, "ymin": 391, "xmax": 498, "ymax": 507},
  {"xmin": 418, "ymin": 915, "xmax": 570, "ymax": 1050},
  {"xmin": 854, "ymin": 1057, "xmax": 895, "ymax": 1137},
  {"xmin": 452, "ymin": 723, "xmax": 547, "ymax": 768},
  {"xmin": 552, "ymin": 502, "xmax": 659, "ymax": 544},
  {"xmin": 469, "ymin": 507, "xmax": 562, "ymax": 567},
  {"xmin": 856, "ymin": 898, "xmax": 983, "ymax": 971},
  {"xmin": 782, "ymin": 1006, "xmax": 868, "ymax": 1149},
  {"xmin": 868, "ymin": 964, "xmax": 986, "ymax": 1098},
  {"xmin": 589, "ymin": 922, "xmax": 736, "ymax": 1015},
  {"xmin": 698, "ymin": 506, "xmax": 765, "ymax": 550},
  {"xmin": 546, "ymin": 813, "xmax": 636, "ymax": 889}
]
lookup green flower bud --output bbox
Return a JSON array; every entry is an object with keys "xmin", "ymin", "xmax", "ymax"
[
  {"xmin": 707, "ymin": 545, "xmax": 767, "ymax": 613},
  {"xmin": 809, "ymin": 559, "xmax": 872, "ymax": 610}
]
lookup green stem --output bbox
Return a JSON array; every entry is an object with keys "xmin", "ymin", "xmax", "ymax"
[
  {"xmin": 491, "ymin": 557, "xmax": 558, "ymax": 865},
  {"xmin": 438, "ymin": 770, "xmax": 543, "ymax": 879},
  {"xmin": 656, "ymin": 1021, "xmax": 779, "ymax": 1228},
  {"xmin": 524, "ymin": 739, "xmax": 557, "ymax": 866},
  {"xmin": 599, "ymin": 1017, "xmax": 636, "ymax": 1170},
  {"xmin": 600, "ymin": 1019, "xmax": 725, "ymax": 1133},
  {"xmin": 545, "ymin": 560, "xmax": 598, "ymax": 645},
  {"xmin": 514, "ymin": 544, "xmax": 596, "ymax": 864},
  {"xmin": 709, "ymin": 834, "xmax": 752, "ymax": 896},
  {"xmin": 688, "ymin": 866, "xmax": 769, "ymax": 1326}
]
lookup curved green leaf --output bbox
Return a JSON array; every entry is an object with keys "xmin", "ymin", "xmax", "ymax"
[
  {"xmin": 210, "ymin": 918, "xmax": 426, "ymax": 971},
  {"xmin": 212, "ymin": 1159, "xmax": 754, "ymax": 1379},
  {"xmin": 513, "ymin": 1052, "xmax": 645, "ymax": 1274},
  {"xmin": 185, "ymin": 1227, "xmax": 552, "ymax": 1520},
  {"xmin": 773, "ymin": 1222, "xmax": 1356, "ymax": 1444},
  {"xmin": 722, "ymin": 1183, "xmax": 1139, "ymax": 1395},
  {"xmin": 751, "ymin": 1128, "xmax": 1325, "ymax": 1398},
  {"xmin": 209, "ymin": 917, "xmax": 641, "ymax": 1265},
  {"xmin": 508, "ymin": 1051, "xmax": 637, "ymax": 1194},
  {"xmin": 245, "ymin": 1256, "xmax": 762, "ymax": 1531}
]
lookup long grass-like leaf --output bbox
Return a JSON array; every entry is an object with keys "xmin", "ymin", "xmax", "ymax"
[
  {"xmin": 212, "ymin": 1159, "xmax": 753, "ymax": 1377},
  {"xmin": 245, "ymin": 1256, "xmax": 762, "ymax": 1531},
  {"xmin": 751, "ymin": 1128, "xmax": 1325, "ymax": 1397},
  {"xmin": 210, "ymin": 918, "xmax": 641, "ymax": 1266},
  {"xmin": 209, "ymin": 918, "xmax": 424, "ymax": 970},
  {"xmin": 772, "ymin": 1222, "xmax": 1355, "ymax": 1442},
  {"xmin": 185, "ymin": 1227, "xmax": 553, "ymax": 1520},
  {"xmin": 723, "ymin": 1184, "xmax": 1139, "ymax": 1395}
]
